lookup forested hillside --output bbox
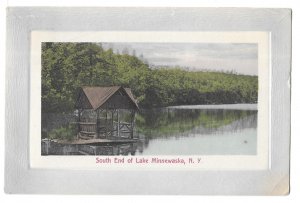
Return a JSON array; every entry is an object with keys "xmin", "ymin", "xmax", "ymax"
[{"xmin": 42, "ymin": 43, "xmax": 258, "ymax": 113}]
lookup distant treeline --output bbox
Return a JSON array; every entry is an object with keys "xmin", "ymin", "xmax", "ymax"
[{"xmin": 42, "ymin": 43, "xmax": 258, "ymax": 112}]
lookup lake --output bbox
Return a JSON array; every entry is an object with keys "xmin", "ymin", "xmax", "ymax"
[{"xmin": 42, "ymin": 104, "xmax": 257, "ymax": 156}]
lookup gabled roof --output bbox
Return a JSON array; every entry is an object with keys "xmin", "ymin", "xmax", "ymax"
[{"xmin": 79, "ymin": 86, "xmax": 139, "ymax": 110}]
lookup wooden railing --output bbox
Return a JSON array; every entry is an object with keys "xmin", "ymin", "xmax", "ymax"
[{"xmin": 72, "ymin": 120, "xmax": 134, "ymax": 139}]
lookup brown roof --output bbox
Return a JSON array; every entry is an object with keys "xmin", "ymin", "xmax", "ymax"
[{"xmin": 81, "ymin": 86, "xmax": 139, "ymax": 110}]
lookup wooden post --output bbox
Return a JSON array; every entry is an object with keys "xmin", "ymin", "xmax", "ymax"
[
  {"xmin": 96, "ymin": 109, "xmax": 99, "ymax": 138},
  {"xmin": 46, "ymin": 140, "xmax": 49, "ymax": 155},
  {"xmin": 111, "ymin": 110, "xmax": 114, "ymax": 137},
  {"xmin": 117, "ymin": 109, "xmax": 120, "ymax": 137},
  {"xmin": 105, "ymin": 109, "xmax": 108, "ymax": 138},
  {"xmin": 130, "ymin": 110, "xmax": 135, "ymax": 139},
  {"xmin": 77, "ymin": 109, "xmax": 81, "ymax": 139}
]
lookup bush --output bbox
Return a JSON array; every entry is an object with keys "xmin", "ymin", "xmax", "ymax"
[{"xmin": 48, "ymin": 124, "xmax": 76, "ymax": 141}]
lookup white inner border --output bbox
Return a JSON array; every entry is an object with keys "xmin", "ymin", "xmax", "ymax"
[{"xmin": 30, "ymin": 31, "xmax": 270, "ymax": 170}]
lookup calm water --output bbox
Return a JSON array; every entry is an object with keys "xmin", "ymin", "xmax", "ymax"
[{"xmin": 42, "ymin": 104, "xmax": 257, "ymax": 156}]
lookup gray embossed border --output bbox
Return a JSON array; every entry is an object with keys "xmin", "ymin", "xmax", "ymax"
[{"xmin": 5, "ymin": 7, "xmax": 291, "ymax": 195}]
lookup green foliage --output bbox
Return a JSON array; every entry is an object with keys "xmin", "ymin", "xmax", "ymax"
[
  {"xmin": 48, "ymin": 124, "xmax": 76, "ymax": 141},
  {"xmin": 42, "ymin": 42, "xmax": 258, "ymax": 112}
]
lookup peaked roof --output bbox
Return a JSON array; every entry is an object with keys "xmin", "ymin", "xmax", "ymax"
[{"xmin": 80, "ymin": 86, "xmax": 139, "ymax": 110}]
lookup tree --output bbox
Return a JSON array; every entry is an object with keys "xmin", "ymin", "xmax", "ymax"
[{"xmin": 42, "ymin": 42, "xmax": 258, "ymax": 112}]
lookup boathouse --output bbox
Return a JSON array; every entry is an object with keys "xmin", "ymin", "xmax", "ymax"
[{"xmin": 75, "ymin": 86, "xmax": 139, "ymax": 140}]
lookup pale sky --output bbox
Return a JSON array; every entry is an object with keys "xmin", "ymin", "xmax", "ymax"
[{"xmin": 102, "ymin": 43, "xmax": 258, "ymax": 76}]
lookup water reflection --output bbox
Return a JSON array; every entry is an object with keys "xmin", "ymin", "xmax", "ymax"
[
  {"xmin": 42, "ymin": 142, "xmax": 139, "ymax": 156},
  {"xmin": 136, "ymin": 109, "xmax": 257, "ymax": 138},
  {"xmin": 42, "ymin": 108, "xmax": 257, "ymax": 155}
]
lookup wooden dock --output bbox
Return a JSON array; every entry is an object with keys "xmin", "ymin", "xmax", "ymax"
[{"xmin": 57, "ymin": 138, "xmax": 138, "ymax": 145}]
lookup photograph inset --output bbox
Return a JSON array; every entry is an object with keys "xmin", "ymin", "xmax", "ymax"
[{"xmin": 41, "ymin": 42, "xmax": 258, "ymax": 156}]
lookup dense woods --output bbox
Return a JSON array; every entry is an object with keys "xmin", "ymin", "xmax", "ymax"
[{"xmin": 42, "ymin": 42, "xmax": 258, "ymax": 113}]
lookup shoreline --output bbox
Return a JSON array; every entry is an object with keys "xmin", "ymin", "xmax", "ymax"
[{"xmin": 167, "ymin": 103, "xmax": 257, "ymax": 110}]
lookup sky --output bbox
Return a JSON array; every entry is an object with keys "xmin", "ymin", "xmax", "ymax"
[{"xmin": 102, "ymin": 43, "xmax": 258, "ymax": 76}]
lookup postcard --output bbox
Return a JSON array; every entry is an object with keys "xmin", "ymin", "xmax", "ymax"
[{"xmin": 5, "ymin": 8, "xmax": 291, "ymax": 195}]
